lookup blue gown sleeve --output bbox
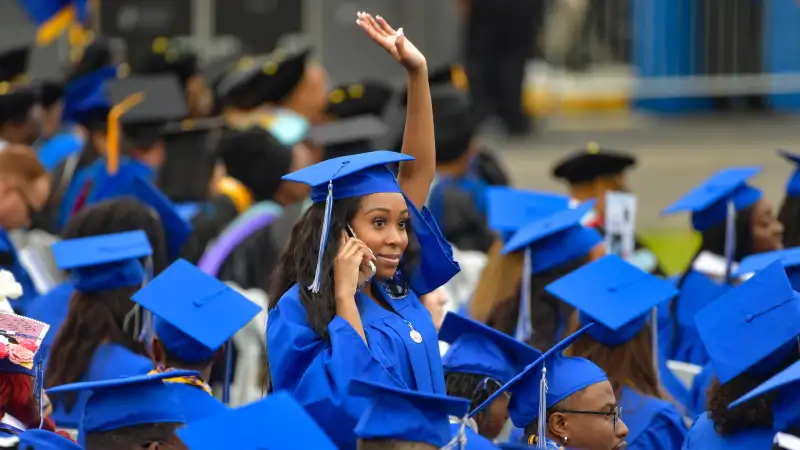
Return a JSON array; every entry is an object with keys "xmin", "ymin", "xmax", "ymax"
[
  {"xmin": 267, "ymin": 289, "xmax": 400, "ymax": 450},
  {"xmin": 408, "ymin": 205, "xmax": 460, "ymax": 296},
  {"xmin": 629, "ymin": 406, "xmax": 688, "ymax": 450}
]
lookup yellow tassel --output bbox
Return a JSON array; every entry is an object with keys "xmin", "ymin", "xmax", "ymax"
[
  {"xmin": 451, "ymin": 64, "xmax": 469, "ymax": 92},
  {"xmin": 106, "ymin": 92, "xmax": 145, "ymax": 175},
  {"xmin": 586, "ymin": 142, "xmax": 601, "ymax": 154},
  {"xmin": 36, "ymin": 5, "xmax": 76, "ymax": 45},
  {"xmin": 328, "ymin": 89, "xmax": 346, "ymax": 104},
  {"xmin": 215, "ymin": 177, "xmax": 254, "ymax": 213},
  {"xmin": 348, "ymin": 84, "xmax": 365, "ymax": 99}
]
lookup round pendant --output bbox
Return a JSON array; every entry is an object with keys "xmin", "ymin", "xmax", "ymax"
[{"xmin": 409, "ymin": 329, "xmax": 423, "ymax": 344}]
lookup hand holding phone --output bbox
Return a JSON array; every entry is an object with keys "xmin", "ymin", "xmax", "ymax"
[
  {"xmin": 334, "ymin": 227, "xmax": 377, "ymax": 298},
  {"xmin": 347, "ymin": 225, "xmax": 377, "ymax": 287}
]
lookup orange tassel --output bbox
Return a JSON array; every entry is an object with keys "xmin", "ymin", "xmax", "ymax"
[{"xmin": 106, "ymin": 92, "xmax": 145, "ymax": 175}]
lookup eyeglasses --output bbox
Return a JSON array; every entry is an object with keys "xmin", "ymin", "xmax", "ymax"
[{"xmin": 553, "ymin": 405, "xmax": 623, "ymax": 431}]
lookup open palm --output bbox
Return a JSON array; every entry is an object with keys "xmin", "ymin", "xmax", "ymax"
[{"xmin": 356, "ymin": 12, "xmax": 427, "ymax": 72}]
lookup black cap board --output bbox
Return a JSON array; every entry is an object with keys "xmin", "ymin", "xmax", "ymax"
[{"xmin": 551, "ymin": 143, "xmax": 637, "ymax": 184}]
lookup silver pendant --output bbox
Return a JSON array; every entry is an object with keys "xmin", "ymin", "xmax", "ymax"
[{"xmin": 409, "ymin": 329, "xmax": 423, "ymax": 344}]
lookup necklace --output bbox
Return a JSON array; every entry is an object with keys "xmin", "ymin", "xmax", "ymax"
[{"xmin": 404, "ymin": 320, "xmax": 423, "ymax": 344}]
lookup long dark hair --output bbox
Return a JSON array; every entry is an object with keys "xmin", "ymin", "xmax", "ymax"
[
  {"xmin": 44, "ymin": 197, "xmax": 168, "ymax": 407},
  {"xmin": 778, "ymin": 196, "xmax": 800, "ymax": 248}
]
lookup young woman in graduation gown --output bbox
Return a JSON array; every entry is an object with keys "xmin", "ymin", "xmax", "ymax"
[
  {"xmin": 43, "ymin": 224, "xmax": 168, "ymax": 430},
  {"xmin": 0, "ymin": 148, "xmax": 52, "ymax": 314},
  {"xmin": 266, "ymin": 13, "xmax": 459, "ymax": 450}
]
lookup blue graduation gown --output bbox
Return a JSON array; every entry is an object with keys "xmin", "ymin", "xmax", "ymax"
[
  {"xmin": 449, "ymin": 423, "xmax": 499, "ymax": 449},
  {"xmin": 688, "ymin": 363, "xmax": 716, "ymax": 420},
  {"xmin": 428, "ymin": 172, "xmax": 488, "ymax": 226},
  {"xmin": 267, "ymin": 282, "xmax": 446, "ymax": 450},
  {"xmin": 167, "ymin": 383, "xmax": 227, "ymax": 423},
  {"xmin": 50, "ymin": 342, "xmax": 152, "ymax": 429},
  {"xmin": 681, "ymin": 412, "xmax": 774, "ymax": 450},
  {"xmin": 619, "ymin": 386, "xmax": 687, "ymax": 450},
  {"xmin": 25, "ymin": 282, "xmax": 74, "ymax": 368},
  {"xmin": 37, "ymin": 131, "xmax": 84, "ymax": 172},
  {"xmin": 0, "ymin": 229, "xmax": 39, "ymax": 314}
]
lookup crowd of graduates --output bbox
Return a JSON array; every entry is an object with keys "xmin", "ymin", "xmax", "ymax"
[{"xmin": 1, "ymin": 3, "xmax": 800, "ymax": 450}]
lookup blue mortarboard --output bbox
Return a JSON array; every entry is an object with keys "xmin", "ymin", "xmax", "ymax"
[
  {"xmin": 487, "ymin": 187, "xmax": 570, "ymax": 241},
  {"xmin": 18, "ymin": 429, "xmax": 81, "ymax": 450},
  {"xmin": 662, "ymin": 167, "xmax": 762, "ymax": 232},
  {"xmin": 89, "ymin": 169, "xmax": 192, "ymax": 260},
  {"xmin": 695, "ymin": 260, "xmax": 800, "ymax": 384},
  {"xmin": 470, "ymin": 325, "xmax": 607, "ymax": 430},
  {"xmin": 439, "ymin": 312, "xmax": 542, "ymax": 384},
  {"xmin": 62, "ymin": 66, "xmax": 117, "ymax": 124},
  {"xmin": 133, "ymin": 259, "xmax": 262, "ymax": 363},
  {"xmin": 177, "ymin": 391, "xmax": 337, "ymax": 450},
  {"xmin": 546, "ymin": 254, "xmax": 679, "ymax": 346},
  {"xmin": 52, "ymin": 230, "xmax": 152, "ymax": 293},
  {"xmin": 282, "ymin": 150, "xmax": 459, "ymax": 295},
  {"xmin": 778, "ymin": 149, "xmax": 800, "ymax": 197},
  {"xmin": 729, "ymin": 359, "xmax": 800, "ymax": 431},
  {"xmin": 46, "ymin": 371, "xmax": 196, "ymax": 436},
  {"xmin": 737, "ymin": 247, "xmax": 800, "ymax": 291},
  {"xmin": 348, "ymin": 378, "xmax": 470, "ymax": 448}
]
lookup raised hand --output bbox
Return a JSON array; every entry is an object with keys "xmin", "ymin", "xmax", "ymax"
[{"xmin": 356, "ymin": 12, "xmax": 427, "ymax": 73}]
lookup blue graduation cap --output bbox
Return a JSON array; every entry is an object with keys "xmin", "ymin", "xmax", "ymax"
[
  {"xmin": 46, "ymin": 371, "xmax": 196, "ymax": 438},
  {"xmin": 546, "ymin": 254, "xmax": 679, "ymax": 346},
  {"xmin": 88, "ymin": 169, "xmax": 192, "ymax": 260},
  {"xmin": 662, "ymin": 167, "xmax": 762, "ymax": 232},
  {"xmin": 282, "ymin": 150, "xmax": 459, "ymax": 295},
  {"xmin": 737, "ymin": 247, "xmax": 800, "ymax": 291},
  {"xmin": 133, "ymin": 259, "xmax": 262, "ymax": 363},
  {"xmin": 348, "ymin": 378, "xmax": 470, "ymax": 448},
  {"xmin": 176, "ymin": 390, "xmax": 337, "ymax": 450},
  {"xmin": 18, "ymin": 429, "xmax": 82, "ymax": 450},
  {"xmin": 695, "ymin": 260, "xmax": 800, "ymax": 385},
  {"xmin": 487, "ymin": 187, "xmax": 570, "ymax": 241},
  {"xmin": 62, "ymin": 66, "xmax": 117, "ymax": 124},
  {"xmin": 469, "ymin": 324, "xmax": 607, "ymax": 431},
  {"xmin": 439, "ymin": 312, "xmax": 542, "ymax": 384},
  {"xmin": 729, "ymin": 359, "xmax": 800, "ymax": 432},
  {"xmin": 51, "ymin": 230, "xmax": 152, "ymax": 293},
  {"xmin": 778, "ymin": 149, "xmax": 800, "ymax": 197}
]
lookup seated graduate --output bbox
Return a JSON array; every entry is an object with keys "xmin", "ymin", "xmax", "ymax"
[
  {"xmin": 481, "ymin": 201, "xmax": 604, "ymax": 350},
  {"xmin": 132, "ymin": 37, "xmax": 213, "ymax": 119},
  {"xmin": 682, "ymin": 260, "xmax": 800, "ymax": 449},
  {"xmin": 439, "ymin": 312, "xmax": 540, "ymax": 442},
  {"xmin": 471, "ymin": 325, "xmax": 629, "ymax": 449},
  {"xmin": 131, "ymin": 258, "xmax": 261, "ymax": 420},
  {"xmin": 661, "ymin": 167, "xmax": 784, "ymax": 367},
  {"xmin": 548, "ymin": 254, "xmax": 688, "ymax": 448},
  {"xmin": 26, "ymin": 197, "xmax": 170, "ymax": 365},
  {"xmin": 0, "ymin": 45, "xmax": 40, "ymax": 149},
  {"xmin": 266, "ymin": 12, "xmax": 459, "ymax": 448},
  {"xmin": 177, "ymin": 390, "xmax": 337, "ymax": 450},
  {"xmin": 47, "ymin": 370, "xmax": 197, "ymax": 449},
  {"xmin": 348, "ymin": 378, "xmax": 480, "ymax": 450},
  {"xmin": 777, "ymin": 150, "xmax": 800, "ymax": 248},
  {"xmin": 550, "ymin": 144, "xmax": 664, "ymax": 275},
  {"xmin": 44, "ymin": 231, "xmax": 158, "ymax": 429}
]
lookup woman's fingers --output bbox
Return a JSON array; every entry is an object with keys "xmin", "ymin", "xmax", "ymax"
[{"xmin": 376, "ymin": 15, "xmax": 397, "ymax": 35}]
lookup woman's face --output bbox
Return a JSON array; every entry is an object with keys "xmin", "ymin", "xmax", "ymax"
[
  {"xmin": 550, "ymin": 381, "xmax": 628, "ymax": 450},
  {"xmin": 351, "ymin": 192, "xmax": 410, "ymax": 280},
  {"xmin": 185, "ymin": 75, "xmax": 213, "ymax": 119},
  {"xmin": 750, "ymin": 199, "xmax": 784, "ymax": 253},
  {"xmin": 0, "ymin": 175, "xmax": 50, "ymax": 229},
  {"xmin": 480, "ymin": 394, "xmax": 510, "ymax": 440}
]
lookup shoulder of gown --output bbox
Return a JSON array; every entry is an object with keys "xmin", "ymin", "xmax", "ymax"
[
  {"xmin": 683, "ymin": 412, "xmax": 774, "ymax": 450},
  {"xmin": 87, "ymin": 342, "xmax": 153, "ymax": 380},
  {"xmin": 624, "ymin": 391, "xmax": 687, "ymax": 450}
]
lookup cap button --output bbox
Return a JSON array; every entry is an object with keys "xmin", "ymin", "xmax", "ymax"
[{"xmin": 744, "ymin": 313, "xmax": 756, "ymax": 322}]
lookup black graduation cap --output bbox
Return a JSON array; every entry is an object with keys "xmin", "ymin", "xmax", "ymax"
[
  {"xmin": 551, "ymin": 143, "xmax": 637, "ymax": 185},
  {"xmin": 106, "ymin": 74, "xmax": 189, "ymax": 149},
  {"xmin": 158, "ymin": 118, "xmax": 223, "ymax": 203},
  {"xmin": 133, "ymin": 37, "xmax": 199, "ymax": 87},
  {"xmin": 431, "ymin": 85, "xmax": 477, "ymax": 164},
  {"xmin": 308, "ymin": 115, "xmax": 389, "ymax": 160},
  {"xmin": 217, "ymin": 44, "xmax": 311, "ymax": 109},
  {"xmin": 399, "ymin": 62, "xmax": 469, "ymax": 107},
  {"xmin": 0, "ymin": 45, "xmax": 36, "ymax": 125},
  {"xmin": 216, "ymin": 128, "xmax": 294, "ymax": 201},
  {"xmin": 38, "ymin": 80, "xmax": 64, "ymax": 108},
  {"xmin": 325, "ymin": 81, "xmax": 395, "ymax": 119},
  {"xmin": 0, "ymin": 46, "xmax": 30, "ymax": 84},
  {"xmin": 66, "ymin": 38, "xmax": 113, "ymax": 83}
]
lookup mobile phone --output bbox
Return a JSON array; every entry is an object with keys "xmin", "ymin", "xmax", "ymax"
[{"xmin": 346, "ymin": 225, "xmax": 377, "ymax": 286}]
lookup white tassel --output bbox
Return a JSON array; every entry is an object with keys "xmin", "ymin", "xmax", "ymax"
[
  {"xmin": 309, "ymin": 181, "xmax": 334, "ymax": 293},
  {"xmin": 440, "ymin": 414, "xmax": 469, "ymax": 450},
  {"xmin": 515, "ymin": 247, "xmax": 533, "ymax": 342},
  {"xmin": 537, "ymin": 365, "xmax": 547, "ymax": 449}
]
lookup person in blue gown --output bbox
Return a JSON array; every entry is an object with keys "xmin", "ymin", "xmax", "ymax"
[
  {"xmin": 17, "ymin": 428, "xmax": 82, "ymax": 449},
  {"xmin": 35, "ymin": 77, "xmax": 85, "ymax": 174},
  {"xmin": 661, "ymin": 167, "xmax": 784, "ymax": 367},
  {"xmin": 349, "ymin": 377, "xmax": 496, "ymax": 450},
  {"xmin": 265, "ymin": 12, "xmax": 460, "ymax": 450},
  {"xmin": 682, "ymin": 260, "xmax": 800, "ymax": 449},
  {"xmin": 43, "ymin": 231, "xmax": 157, "ymax": 430},
  {"xmin": 26, "ymin": 197, "xmax": 172, "ymax": 368},
  {"xmin": 0, "ymin": 149, "xmax": 51, "ymax": 314},
  {"xmin": 471, "ymin": 326, "xmax": 629, "ymax": 449},
  {"xmin": 47, "ymin": 370, "xmax": 195, "ymax": 449},
  {"xmin": 439, "ymin": 312, "xmax": 541, "ymax": 442},
  {"xmin": 548, "ymin": 254, "xmax": 688, "ymax": 448},
  {"xmin": 776, "ymin": 150, "xmax": 800, "ymax": 248},
  {"xmin": 177, "ymin": 391, "xmax": 338, "ymax": 450},
  {"xmin": 130, "ymin": 258, "xmax": 262, "ymax": 421}
]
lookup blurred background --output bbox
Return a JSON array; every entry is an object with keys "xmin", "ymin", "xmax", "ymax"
[{"xmin": 8, "ymin": 0, "xmax": 800, "ymax": 274}]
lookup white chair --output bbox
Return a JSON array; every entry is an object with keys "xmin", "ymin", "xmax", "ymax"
[
  {"xmin": 666, "ymin": 360, "xmax": 703, "ymax": 390},
  {"xmin": 225, "ymin": 282, "xmax": 269, "ymax": 406}
]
